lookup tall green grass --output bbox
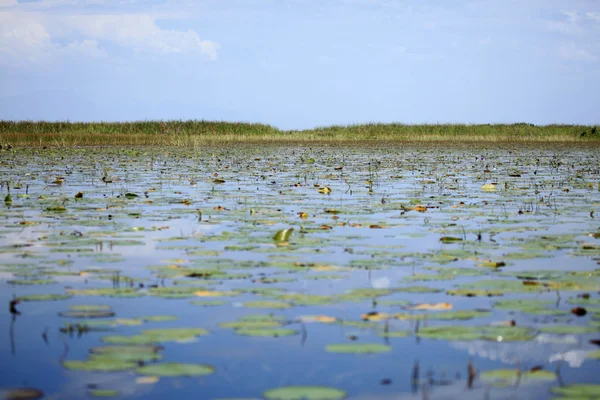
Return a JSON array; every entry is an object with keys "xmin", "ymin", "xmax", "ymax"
[{"xmin": 0, "ymin": 120, "xmax": 598, "ymax": 146}]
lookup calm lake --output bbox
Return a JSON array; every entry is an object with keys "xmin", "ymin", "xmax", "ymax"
[{"xmin": 1, "ymin": 144, "xmax": 599, "ymax": 400}]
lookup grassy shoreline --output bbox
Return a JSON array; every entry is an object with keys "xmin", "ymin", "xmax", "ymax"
[{"xmin": 1, "ymin": 120, "xmax": 599, "ymax": 146}]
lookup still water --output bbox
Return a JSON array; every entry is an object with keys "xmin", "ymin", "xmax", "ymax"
[{"xmin": 1, "ymin": 143, "xmax": 599, "ymax": 400}]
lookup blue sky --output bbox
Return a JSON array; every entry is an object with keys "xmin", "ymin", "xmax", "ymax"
[{"xmin": 0, "ymin": 0, "xmax": 599, "ymax": 129}]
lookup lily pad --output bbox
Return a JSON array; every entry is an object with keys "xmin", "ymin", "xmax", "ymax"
[
  {"xmin": 538, "ymin": 325, "xmax": 598, "ymax": 334},
  {"xmin": 551, "ymin": 384, "xmax": 600, "ymax": 398},
  {"xmin": 136, "ymin": 362, "xmax": 215, "ymax": 377},
  {"xmin": 263, "ymin": 386, "xmax": 346, "ymax": 400},
  {"xmin": 235, "ymin": 328, "xmax": 298, "ymax": 337},
  {"xmin": 89, "ymin": 389, "xmax": 120, "ymax": 397},
  {"xmin": 59, "ymin": 310, "xmax": 115, "ymax": 318},
  {"xmin": 17, "ymin": 294, "xmax": 72, "ymax": 302},
  {"xmin": 480, "ymin": 369, "xmax": 556, "ymax": 386},
  {"xmin": 417, "ymin": 325, "xmax": 535, "ymax": 341},
  {"xmin": 243, "ymin": 301, "xmax": 292, "ymax": 309},
  {"xmin": 325, "ymin": 343, "xmax": 391, "ymax": 354}
]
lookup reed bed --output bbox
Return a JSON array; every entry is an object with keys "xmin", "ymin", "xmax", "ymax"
[{"xmin": 1, "ymin": 120, "xmax": 598, "ymax": 146}]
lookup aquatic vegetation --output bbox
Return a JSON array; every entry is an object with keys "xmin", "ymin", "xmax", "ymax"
[{"xmin": 1, "ymin": 143, "xmax": 599, "ymax": 399}]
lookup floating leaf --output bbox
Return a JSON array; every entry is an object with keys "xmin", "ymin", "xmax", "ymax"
[
  {"xmin": 273, "ymin": 228, "xmax": 294, "ymax": 242},
  {"xmin": 243, "ymin": 301, "xmax": 291, "ymax": 309},
  {"xmin": 88, "ymin": 389, "xmax": 120, "ymax": 397},
  {"xmin": 235, "ymin": 328, "xmax": 298, "ymax": 337},
  {"xmin": 59, "ymin": 310, "xmax": 115, "ymax": 318},
  {"xmin": 417, "ymin": 325, "xmax": 535, "ymax": 341},
  {"xmin": 480, "ymin": 369, "xmax": 556, "ymax": 387},
  {"xmin": 136, "ymin": 363, "xmax": 215, "ymax": 377},
  {"xmin": 551, "ymin": 384, "xmax": 600, "ymax": 398},
  {"xmin": 440, "ymin": 237, "xmax": 462, "ymax": 243},
  {"xmin": 325, "ymin": 343, "xmax": 391, "ymax": 354},
  {"xmin": 405, "ymin": 303, "xmax": 453, "ymax": 311},
  {"xmin": 17, "ymin": 294, "xmax": 72, "ymax": 302},
  {"xmin": 263, "ymin": 386, "xmax": 346, "ymax": 400},
  {"xmin": 318, "ymin": 187, "xmax": 332, "ymax": 194}
]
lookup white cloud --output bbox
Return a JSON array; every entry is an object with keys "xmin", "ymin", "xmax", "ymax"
[
  {"xmin": 559, "ymin": 42, "xmax": 597, "ymax": 62},
  {"xmin": 0, "ymin": 0, "xmax": 17, "ymax": 6},
  {"xmin": 58, "ymin": 14, "xmax": 218, "ymax": 58},
  {"xmin": 65, "ymin": 39, "xmax": 108, "ymax": 58},
  {"xmin": 0, "ymin": 3, "xmax": 219, "ymax": 66},
  {"xmin": 546, "ymin": 11, "xmax": 584, "ymax": 35},
  {"xmin": 587, "ymin": 11, "xmax": 600, "ymax": 22}
]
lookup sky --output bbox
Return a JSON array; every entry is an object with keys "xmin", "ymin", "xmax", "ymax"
[{"xmin": 0, "ymin": 0, "xmax": 599, "ymax": 130}]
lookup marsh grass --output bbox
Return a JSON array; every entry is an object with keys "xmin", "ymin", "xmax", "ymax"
[{"xmin": 1, "ymin": 120, "xmax": 599, "ymax": 146}]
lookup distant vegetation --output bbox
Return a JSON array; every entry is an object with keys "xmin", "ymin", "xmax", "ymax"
[{"xmin": 0, "ymin": 120, "xmax": 599, "ymax": 146}]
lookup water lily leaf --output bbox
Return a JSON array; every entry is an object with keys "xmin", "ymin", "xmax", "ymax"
[
  {"xmin": 140, "ymin": 315, "xmax": 178, "ymax": 322},
  {"xmin": 263, "ymin": 385, "xmax": 346, "ymax": 400},
  {"xmin": 235, "ymin": 328, "xmax": 298, "ymax": 337},
  {"xmin": 59, "ymin": 310, "xmax": 115, "ymax": 318},
  {"xmin": 243, "ymin": 301, "xmax": 292, "ymax": 309},
  {"xmin": 136, "ymin": 363, "xmax": 215, "ymax": 377},
  {"xmin": 89, "ymin": 389, "xmax": 120, "ymax": 397},
  {"xmin": 481, "ymin": 183, "xmax": 497, "ymax": 191},
  {"xmin": 551, "ymin": 384, "xmax": 600, "ymax": 398},
  {"xmin": 325, "ymin": 343, "xmax": 391, "ymax": 354},
  {"xmin": 220, "ymin": 320, "xmax": 283, "ymax": 330},
  {"xmin": 273, "ymin": 228, "xmax": 294, "ymax": 242},
  {"xmin": 190, "ymin": 300, "xmax": 227, "ymax": 307},
  {"xmin": 405, "ymin": 303, "xmax": 452, "ymax": 311},
  {"xmin": 417, "ymin": 325, "xmax": 535, "ymax": 341},
  {"xmin": 17, "ymin": 294, "xmax": 72, "ymax": 302},
  {"xmin": 440, "ymin": 236, "xmax": 463, "ymax": 243},
  {"xmin": 297, "ymin": 315, "xmax": 337, "ymax": 323},
  {"xmin": 7, "ymin": 279, "xmax": 55, "ymax": 285},
  {"xmin": 480, "ymin": 369, "xmax": 556, "ymax": 386},
  {"xmin": 102, "ymin": 328, "xmax": 208, "ymax": 344},
  {"xmin": 377, "ymin": 330, "xmax": 411, "ymax": 338},
  {"xmin": 538, "ymin": 325, "xmax": 598, "ymax": 334}
]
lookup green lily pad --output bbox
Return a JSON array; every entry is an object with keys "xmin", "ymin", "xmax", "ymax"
[
  {"xmin": 235, "ymin": 328, "xmax": 298, "ymax": 337},
  {"xmin": 417, "ymin": 325, "xmax": 535, "ymax": 341},
  {"xmin": 102, "ymin": 328, "xmax": 208, "ymax": 344},
  {"xmin": 69, "ymin": 304, "xmax": 112, "ymax": 311},
  {"xmin": 7, "ymin": 279, "xmax": 55, "ymax": 285},
  {"xmin": 325, "ymin": 343, "xmax": 391, "ymax": 354},
  {"xmin": 220, "ymin": 320, "xmax": 283, "ymax": 330},
  {"xmin": 263, "ymin": 385, "xmax": 346, "ymax": 400},
  {"xmin": 17, "ymin": 294, "xmax": 72, "ymax": 302},
  {"xmin": 538, "ymin": 325, "xmax": 598, "ymax": 334},
  {"xmin": 551, "ymin": 384, "xmax": 600, "ymax": 398},
  {"xmin": 273, "ymin": 228, "xmax": 294, "ymax": 241},
  {"xmin": 243, "ymin": 301, "xmax": 292, "ymax": 309},
  {"xmin": 587, "ymin": 350, "xmax": 600, "ymax": 359},
  {"xmin": 136, "ymin": 362, "xmax": 215, "ymax": 377},
  {"xmin": 140, "ymin": 315, "xmax": 178, "ymax": 322},
  {"xmin": 377, "ymin": 330, "xmax": 411, "ymax": 338},
  {"xmin": 59, "ymin": 310, "xmax": 115, "ymax": 318},
  {"xmin": 89, "ymin": 389, "xmax": 120, "ymax": 397},
  {"xmin": 480, "ymin": 369, "xmax": 556, "ymax": 386},
  {"xmin": 190, "ymin": 300, "xmax": 227, "ymax": 307}
]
